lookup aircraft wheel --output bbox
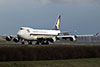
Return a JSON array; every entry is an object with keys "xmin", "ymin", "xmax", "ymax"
[
  {"xmin": 41, "ymin": 41, "xmax": 45, "ymax": 45},
  {"xmin": 21, "ymin": 39, "xmax": 25, "ymax": 45},
  {"xmin": 21, "ymin": 42, "xmax": 25, "ymax": 44},
  {"xmin": 41, "ymin": 41, "xmax": 49, "ymax": 45},
  {"xmin": 28, "ymin": 41, "xmax": 32, "ymax": 45},
  {"xmin": 35, "ymin": 42, "xmax": 40, "ymax": 45},
  {"xmin": 45, "ymin": 41, "xmax": 49, "ymax": 45}
]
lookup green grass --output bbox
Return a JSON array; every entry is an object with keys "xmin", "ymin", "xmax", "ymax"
[
  {"xmin": 0, "ymin": 38, "xmax": 6, "ymax": 42},
  {"xmin": 0, "ymin": 58, "xmax": 100, "ymax": 67}
]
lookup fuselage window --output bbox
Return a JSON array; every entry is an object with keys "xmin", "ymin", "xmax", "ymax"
[
  {"xmin": 20, "ymin": 28, "xmax": 24, "ymax": 30},
  {"xmin": 27, "ymin": 29, "xmax": 30, "ymax": 33}
]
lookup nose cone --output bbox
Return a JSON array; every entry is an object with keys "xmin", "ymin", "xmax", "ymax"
[
  {"xmin": 17, "ymin": 30, "xmax": 20, "ymax": 35},
  {"xmin": 17, "ymin": 30, "xmax": 23, "ymax": 38},
  {"xmin": 17, "ymin": 29, "xmax": 30, "ymax": 39}
]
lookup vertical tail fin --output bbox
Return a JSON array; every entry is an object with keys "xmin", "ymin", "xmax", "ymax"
[{"xmin": 52, "ymin": 15, "xmax": 61, "ymax": 30}]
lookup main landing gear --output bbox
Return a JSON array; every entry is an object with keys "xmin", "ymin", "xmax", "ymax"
[
  {"xmin": 35, "ymin": 41, "xmax": 49, "ymax": 45},
  {"xmin": 20, "ymin": 40, "xmax": 50, "ymax": 45}
]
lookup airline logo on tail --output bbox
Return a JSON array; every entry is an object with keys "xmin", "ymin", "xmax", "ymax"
[{"xmin": 53, "ymin": 15, "xmax": 61, "ymax": 30}]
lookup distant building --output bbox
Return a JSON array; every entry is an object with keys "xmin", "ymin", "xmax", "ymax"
[{"xmin": 76, "ymin": 36, "xmax": 100, "ymax": 42}]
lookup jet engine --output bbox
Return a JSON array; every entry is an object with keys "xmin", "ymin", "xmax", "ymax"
[
  {"xmin": 6, "ymin": 36, "xmax": 13, "ymax": 41},
  {"xmin": 49, "ymin": 37, "xmax": 56, "ymax": 43},
  {"xmin": 13, "ymin": 38, "xmax": 19, "ymax": 43}
]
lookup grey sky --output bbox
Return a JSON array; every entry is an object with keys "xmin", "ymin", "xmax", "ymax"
[{"xmin": 0, "ymin": 0, "xmax": 100, "ymax": 35}]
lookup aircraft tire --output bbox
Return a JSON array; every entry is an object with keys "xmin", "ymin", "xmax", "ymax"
[
  {"xmin": 21, "ymin": 42, "xmax": 25, "ymax": 44},
  {"xmin": 41, "ymin": 41, "xmax": 49, "ymax": 45},
  {"xmin": 35, "ymin": 42, "xmax": 40, "ymax": 45},
  {"xmin": 45, "ymin": 41, "xmax": 49, "ymax": 45},
  {"xmin": 28, "ymin": 41, "xmax": 32, "ymax": 45}
]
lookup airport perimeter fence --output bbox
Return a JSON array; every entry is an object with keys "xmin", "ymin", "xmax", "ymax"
[{"xmin": 76, "ymin": 36, "xmax": 100, "ymax": 42}]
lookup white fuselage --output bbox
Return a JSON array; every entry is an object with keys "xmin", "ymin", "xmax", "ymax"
[{"xmin": 17, "ymin": 27, "xmax": 61, "ymax": 40}]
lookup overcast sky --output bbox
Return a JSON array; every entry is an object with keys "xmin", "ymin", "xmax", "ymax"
[{"xmin": 0, "ymin": 0, "xmax": 100, "ymax": 35}]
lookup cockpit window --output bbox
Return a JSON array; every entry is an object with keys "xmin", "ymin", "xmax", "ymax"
[
  {"xmin": 20, "ymin": 28, "xmax": 24, "ymax": 30},
  {"xmin": 27, "ymin": 29, "xmax": 30, "ymax": 33}
]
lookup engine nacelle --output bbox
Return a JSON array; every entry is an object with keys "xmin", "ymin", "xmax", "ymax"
[
  {"xmin": 13, "ymin": 38, "xmax": 19, "ymax": 43},
  {"xmin": 69, "ymin": 37, "xmax": 74, "ymax": 41},
  {"xmin": 49, "ymin": 37, "xmax": 56, "ymax": 43},
  {"xmin": 6, "ymin": 36, "xmax": 12, "ymax": 41}
]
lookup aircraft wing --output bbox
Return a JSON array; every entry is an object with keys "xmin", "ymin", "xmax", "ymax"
[{"xmin": 36, "ymin": 35, "xmax": 77, "ymax": 42}]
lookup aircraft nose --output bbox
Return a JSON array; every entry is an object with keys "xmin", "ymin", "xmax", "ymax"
[{"xmin": 17, "ymin": 30, "xmax": 22, "ymax": 38}]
